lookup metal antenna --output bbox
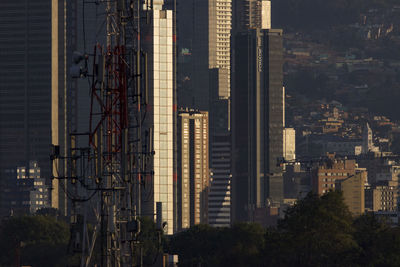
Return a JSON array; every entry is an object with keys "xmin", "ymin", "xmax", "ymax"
[{"xmin": 59, "ymin": 1, "xmax": 153, "ymax": 266}]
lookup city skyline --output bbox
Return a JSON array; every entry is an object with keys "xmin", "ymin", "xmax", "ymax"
[{"xmin": 1, "ymin": 0, "xmax": 400, "ymax": 266}]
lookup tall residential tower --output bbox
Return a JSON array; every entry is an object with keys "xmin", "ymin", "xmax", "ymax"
[{"xmin": 177, "ymin": 109, "xmax": 209, "ymax": 230}]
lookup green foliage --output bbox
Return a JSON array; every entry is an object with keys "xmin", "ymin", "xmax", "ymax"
[
  {"xmin": 169, "ymin": 223, "xmax": 265, "ymax": 267},
  {"xmin": 0, "ymin": 215, "xmax": 69, "ymax": 267},
  {"xmin": 266, "ymin": 191, "xmax": 360, "ymax": 266},
  {"xmin": 135, "ymin": 216, "xmax": 164, "ymax": 265},
  {"xmin": 354, "ymin": 214, "xmax": 400, "ymax": 266},
  {"xmin": 170, "ymin": 191, "xmax": 400, "ymax": 267}
]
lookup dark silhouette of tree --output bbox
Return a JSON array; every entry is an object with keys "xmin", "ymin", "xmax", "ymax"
[
  {"xmin": 169, "ymin": 223, "xmax": 264, "ymax": 267},
  {"xmin": 264, "ymin": 191, "xmax": 360, "ymax": 266},
  {"xmin": 354, "ymin": 213, "xmax": 400, "ymax": 266},
  {"xmin": 0, "ymin": 215, "xmax": 69, "ymax": 267}
]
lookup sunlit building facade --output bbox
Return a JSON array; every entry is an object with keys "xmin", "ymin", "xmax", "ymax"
[
  {"xmin": 178, "ymin": 110, "xmax": 209, "ymax": 230},
  {"xmin": 143, "ymin": 8, "xmax": 175, "ymax": 234}
]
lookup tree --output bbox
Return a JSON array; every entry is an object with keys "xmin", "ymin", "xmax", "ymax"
[
  {"xmin": 169, "ymin": 223, "xmax": 265, "ymax": 267},
  {"xmin": 264, "ymin": 191, "xmax": 360, "ymax": 266},
  {"xmin": 0, "ymin": 215, "xmax": 70, "ymax": 267},
  {"xmin": 134, "ymin": 216, "xmax": 165, "ymax": 266},
  {"xmin": 354, "ymin": 213, "xmax": 400, "ymax": 266}
]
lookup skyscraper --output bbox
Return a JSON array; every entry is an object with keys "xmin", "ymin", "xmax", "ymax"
[
  {"xmin": 208, "ymin": 0, "xmax": 232, "ymax": 99},
  {"xmin": 207, "ymin": 0, "xmax": 233, "ymax": 227},
  {"xmin": 177, "ymin": 0, "xmax": 233, "ymax": 228},
  {"xmin": 142, "ymin": 7, "xmax": 175, "ymax": 234},
  {"xmin": 231, "ymin": 0, "xmax": 284, "ymax": 222},
  {"xmin": 177, "ymin": 0, "xmax": 210, "ymax": 110},
  {"xmin": 177, "ymin": 109, "xmax": 209, "ymax": 230},
  {"xmin": 208, "ymin": 133, "xmax": 232, "ymax": 227},
  {"xmin": 234, "ymin": 0, "xmax": 271, "ymax": 31},
  {"xmin": 0, "ymin": 0, "xmax": 77, "ymax": 216},
  {"xmin": 177, "ymin": 0, "xmax": 232, "ymax": 105}
]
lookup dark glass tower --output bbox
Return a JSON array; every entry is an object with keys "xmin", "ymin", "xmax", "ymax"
[
  {"xmin": 0, "ymin": 0, "xmax": 77, "ymax": 216},
  {"xmin": 231, "ymin": 28, "xmax": 284, "ymax": 222}
]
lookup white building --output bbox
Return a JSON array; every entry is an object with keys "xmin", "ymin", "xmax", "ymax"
[
  {"xmin": 143, "ymin": 7, "xmax": 174, "ymax": 234},
  {"xmin": 283, "ymin": 128, "xmax": 296, "ymax": 161},
  {"xmin": 362, "ymin": 123, "xmax": 379, "ymax": 154}
]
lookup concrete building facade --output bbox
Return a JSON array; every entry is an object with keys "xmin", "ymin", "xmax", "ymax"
[
  {"xmin": 335, "ymin": 171, "xmax": 366, "ymax": 216},
  {"xmin": 312, "ymin": 157, "xmax": 357, "ymax": 195},
  {"xmin": 365, "ymin": 181, "xmax": 398, "ymax": 212}
]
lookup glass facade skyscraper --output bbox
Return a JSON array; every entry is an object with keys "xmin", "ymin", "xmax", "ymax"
[
  {"xmin": 0, "ymin": 0, "xmax": 77, "ymax": 216},
  {"xmin": 231, "ymin": 0, "xmax": 284, "ymax": 223},
  {"xmin": 232, "ymin": 28, "xmax": 284, "ymax": 223}
]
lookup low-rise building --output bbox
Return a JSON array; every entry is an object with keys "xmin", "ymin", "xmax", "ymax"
[
  {"xmin": 312, "ymin": 155, "xmax": 357, "ymax": 195},
  {"xmin": 365, "ymin": 181, "xmax": 398, "ymax": 212}
]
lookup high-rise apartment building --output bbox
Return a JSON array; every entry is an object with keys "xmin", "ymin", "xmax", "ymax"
[
  {"xmin": 0, "ymin": 0, "xmax": 77, "ymax": 216},
  {"xmin": 142, "ymin": 7, "xmax": 175, "ymax": 234},
  {"xmin": 231, "ymin": 0, "xmax": 284, "ymax": 223},
  {"xmin": 177, "ymin": 110, "xmax": 209, "ymax": 230},
  {"xmin": 209, "ymin": 0, "xmax": 232, "ymax": 99}
]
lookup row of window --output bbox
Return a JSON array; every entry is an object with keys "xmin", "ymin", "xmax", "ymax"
[{"xmin": 319, "ymin": 172, "xmax": 351, "ymax": 177}]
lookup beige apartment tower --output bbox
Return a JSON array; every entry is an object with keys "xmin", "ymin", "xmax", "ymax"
[
  {"xmin": 178, "ymin": 110, "xmax": 209, "ymax": 230},
  {"xmin": 209, "ymin": 0, "xmax": 232, "ymax": 99}
]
